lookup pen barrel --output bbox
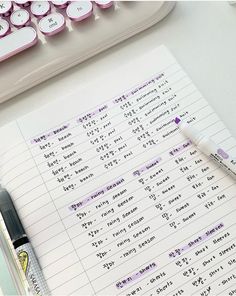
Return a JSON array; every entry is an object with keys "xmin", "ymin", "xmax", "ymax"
[
  {"xmin": 15, "ymin": 242, "xmax": 49, "ymax": 296},
  {"xmin": 198, "ymin": 137, "xmax": 236, "ymax": 180}
]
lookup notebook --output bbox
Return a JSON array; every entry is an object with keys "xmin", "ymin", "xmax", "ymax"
[{"xmin": 0, "ymin": 45, "xmax": 235, "ymax": 295}]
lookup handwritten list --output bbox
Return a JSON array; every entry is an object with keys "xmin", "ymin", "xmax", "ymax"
[{"xmin": 0, "ymin": 46, "xmax": 235, "ymax": 295}]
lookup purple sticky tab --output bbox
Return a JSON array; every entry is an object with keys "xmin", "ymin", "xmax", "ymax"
[{"xmin": 175, "ymin": 117, "xmax": 181, "ymax": 125}]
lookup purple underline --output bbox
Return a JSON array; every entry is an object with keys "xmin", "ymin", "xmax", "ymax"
[
  {"xmin": 30, "ymin": 124, "xmax": 70, "ymax": 144},
  {"xmin": 169, "ymin": 222, "xmax": 224, "ymax": 258},
  {"xmin": 116, "ymin": 262, "xmax": 157, "ymax": 289},
  {"xmin": 133, "ymin": 157, "xmax": 162, "ymax": 176},
  {"xmin": 30, "ymin": 72, "xmax": 165, "ymax": 143},
  {"xmin": 169, "ymin": 140, "xmax": 192, "ymax": 156},
  {"xmin": 69, "ymin": 177, "xmax": 125, "ymax": 211},
  {"xmin": 113, "ymin": 73, "xmax": 164, "ymax": 105},
  {"xmin": 77, "ymin": 104, "xmax": 109, "ymax": 123}
]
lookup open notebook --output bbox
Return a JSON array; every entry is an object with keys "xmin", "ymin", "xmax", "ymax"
[{"xmin": 0, "ymin": 46, "xmax": 235, "ymax": 295}]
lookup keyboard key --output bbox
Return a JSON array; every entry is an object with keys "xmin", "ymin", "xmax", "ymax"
[
  {"xmin": 10, "ymin": 9, "xmax": 30, "ymax": 28},
  {"xmin": 39, "ymin": 12, "xmax": 65, "ymax": 36},
  {"xmin": 51, "ymin": 0, "xmax": 68, "ymax": 9},
  {"xmin": 30, "ymin": 1, "xmax": 51, "ymax": 18},
  {"xmin": 95, "ymin": 1, "xmax": 113, "ymax": 9},
  {"xmin": 66, "ymin": 1, "xmax": 93, "ymax": 22},
  {"xmin": 14, "ymin": 0, "xmax": 31, "ymax": 8},
  {"xmin": 0, "ymin": 1, "xmax": 13, "ymax": 17},
  {"xmin": 0, "ymin": 26, "xmax": 37, "ymax": 62},
  {"xmin": 0, "ymin": 18, "xmax": 10, "ymax": 37}
]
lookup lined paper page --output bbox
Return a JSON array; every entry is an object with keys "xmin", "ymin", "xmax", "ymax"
[{"xmin": 0, "ymin": 46, "xmax": 235, "ymax": 295}]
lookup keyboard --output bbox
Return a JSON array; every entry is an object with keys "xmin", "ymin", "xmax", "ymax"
[{"xmin": 0, "ymin": 1, "xmax": 175, "ymax": 103}]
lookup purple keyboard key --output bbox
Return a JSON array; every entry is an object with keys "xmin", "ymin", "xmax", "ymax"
[
  {"xmin": 95, "ymin": 1, "xmax": 113, "ymax": 9},
  {"xmin": 10, "ymin": 8, "xmax": 31, "ymax": 28},
  {"xmin": 14, "ymin": 0, "xmax": 31, "ymax": 8},
  {"xmin": 0, "ymin": 0, "xmax": 119, "ymax": 63},
  {"xmin": 66, "ymin": 1, "xmax": 93, "ymax": 22},
  {"xmin": 30, "ymin": 1, "xmax": 51, "ymax": 18},
  {"xmin": 39, "ymin": 12, "xmax": 65, "ymax": 36},
  {"xmin": 0, "ymin": 26, "xmax": 38, "ymax": 62},
  {"xmin": 51, "ymin": 1, "xmax": 68, "ymax": 9},
  {"xmin": 0, "ymin": 18, "xmax": 10, "ymax": 37},
  {"xmin": 0, "ymin": 1, "xmax": 13, "ymax": 17}
]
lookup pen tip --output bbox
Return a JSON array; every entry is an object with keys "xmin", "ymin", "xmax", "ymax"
[{"xmin": 174, "ymin": 117, "xmax": 181, "ymax": 125}]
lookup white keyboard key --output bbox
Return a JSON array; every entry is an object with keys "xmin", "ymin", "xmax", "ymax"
[
  {"xmin": 10, "ymin": 9, "xmax": 30, "ymax": 28},
  {"xmin": 0, "ymin": 1, "xmax": 13, "ymax": 17},
  {"xmin": 51, "ymin": 0, "xmax": 68, "ymax": 9},
  {"xmin": 0, "ymin": 18, "xmax": 10, "ymax": 37},
  {"xmin": 30, "ymin": 1, "xmax": 50, "ymax": 18},
  {"xmin": 14, "ymin": 0, "xmax": 31, "ymax": 7},
  {"xmin": 66, "ymin": 1, "xmax": 93, "ymax": 22},
  {"xmin": 0, "ymin": 26, "xmax": 37, "ymax": 62},
  {"xmin": 95, "ymin": 1, "xmax": 113, "ymax": 9},
  {"xmin": 39, "ymin": 12, "xmax": 65, "ymax": 36}
]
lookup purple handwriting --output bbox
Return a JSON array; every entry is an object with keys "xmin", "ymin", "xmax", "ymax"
[
  {"xmin": 116, "ymin": 262, "xmax": 157, "ymax": 289},
  {"xmin": 113, "ymin": 73, "xmax": 164, "ymax": 104},
  {"xmin": 169, "ymin": 140, "xmax": 192, "ymax": 156},
  {"xmin": 133, "ymin": 157, "xmax": 162, "ymax": 176},
  {"xmin": 31, "ymin": 124, "xmax": 70, "ymax": 144},
  {"xmin": 168, "ymin": 222, "xmax": 224, "ymax": 258},
  {"xmin": 69, "ymin": 177, "xmax": 125, "ymax": 211},
  {"xmin": 77, "ymin": 104, "xmax": 109, "ymax": 123},
  {"xmin": 30, "ymin": 73, "xmax": 165, "ymax": 143}
]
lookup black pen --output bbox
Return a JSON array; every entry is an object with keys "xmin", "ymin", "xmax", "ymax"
[{"xmin": 0, "ymin": 186, "xmax": 50, "ymax": 295}]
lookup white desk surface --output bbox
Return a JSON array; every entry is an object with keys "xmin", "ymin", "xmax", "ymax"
[{"xmin": 0, "ymin": 2, "xmax": 236, "ymax": 136}]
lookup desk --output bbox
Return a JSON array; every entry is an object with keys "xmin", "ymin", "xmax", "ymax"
[
  {"xmin": 0, "ymin": 2, "xmax": 236, "ymax": 135},
  {"xmin": 0, "ymin": 1, "xmax": 236, "ymax": 131},
  {"xmin": 0, "ymin": 2, "xmax": 236, "ymax": 293}
]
